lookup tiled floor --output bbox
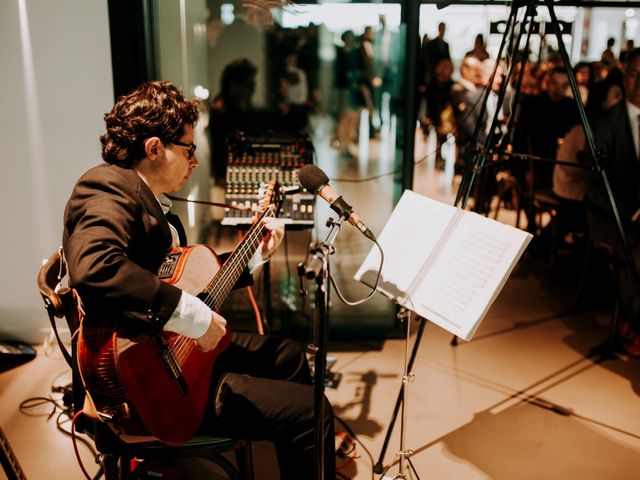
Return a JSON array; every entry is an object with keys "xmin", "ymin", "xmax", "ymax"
[{"xmin": 2, "ymin": 112, "xmax": 639, "ymax": 479}]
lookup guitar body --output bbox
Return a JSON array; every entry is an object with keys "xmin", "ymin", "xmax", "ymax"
[{"xmin": 78, "ymin": 245, "xmax": 231, "ymax": 445}]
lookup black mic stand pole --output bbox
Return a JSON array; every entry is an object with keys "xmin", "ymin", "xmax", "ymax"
[{"xmin": 298, "ymin": 212, "xmax": 348, "ymax": 480}]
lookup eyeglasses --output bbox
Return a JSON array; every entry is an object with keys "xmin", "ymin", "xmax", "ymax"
[{"xmin": 171, "ymin": 140, "xmax": 197, "ymax": 160}]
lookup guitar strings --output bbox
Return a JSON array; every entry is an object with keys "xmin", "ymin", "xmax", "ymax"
[{"xmin": 171, "ymin": 204, "xmax": 277, "ymax": 365}]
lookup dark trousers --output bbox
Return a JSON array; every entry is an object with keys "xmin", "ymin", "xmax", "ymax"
[
  {"xmin": 200, "ymin": 332, "xmax": 335, "ymax": 479},
  {"xmin": 588, "ymin": 208, "xmax": 640, "ymax": 332}
]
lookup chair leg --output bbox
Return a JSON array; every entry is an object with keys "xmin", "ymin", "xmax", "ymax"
[
  {"xmin": 568, "ymin": 240, "xmax": 594, "ymax": 312},
  {"xmin": 607, "ymin": 293, "xmax": 622, "ymax": 348},
  {"xmin": 546, "ymin": 213, "xmax": 559, "ymax": 276},
  {"xmin": 236, "ymin": 442, "xmax": 254, "ymax": 480},
  {"xmin": 101, "ymin": 454, "xmax": 120, "ymax": 480}
]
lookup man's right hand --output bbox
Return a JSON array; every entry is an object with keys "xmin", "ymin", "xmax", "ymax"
[{"xmin": 196, "ymin": 311, "xmax": 227, "ymax": 352}]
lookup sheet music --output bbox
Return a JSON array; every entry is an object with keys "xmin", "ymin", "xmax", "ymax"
[
  {"xmin": 355, "ymin": 191, "xmax": 532, "ymax": 341},
  {"xmin": 411, "ymin": 212, "xmax": 531, "ymax": 340},
  {"xmin": 354, "ymin": 190, "xmax": 458, "ymax": 300}
]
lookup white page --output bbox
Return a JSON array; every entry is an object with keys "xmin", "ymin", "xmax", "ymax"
[
  {"xmin": 354, "ymin": 190, "xmax": 458, "ymax": 302},
  {"xmin": 410, "ymin": 211, "xmax": 531, "ymax": 341}
]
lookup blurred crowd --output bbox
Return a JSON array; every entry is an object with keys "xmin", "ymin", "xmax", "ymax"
[{"xmin": 204, "ymin": 21, "xmax": 639, "ymax": 355}]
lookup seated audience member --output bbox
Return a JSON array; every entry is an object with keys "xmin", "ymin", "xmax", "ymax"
[
  {"xmin": 572, "ymin": 62, "xmax": 594, "ymax": 104},
  {"xmin": 450, "ymin": 56, "xmax": 484, "ymax": 157},
  {"xmin": 554, "ymin": 69, "xmax": 624, "ymax": 203},
  {"xmin": 513, "ymin": 67, "xmax": 579, "ymax": 231},
  {"xmin": 419, "ymin": 58, "xmax": 455, "ymax": 137},
  {"xmin": 586, "ymin": 49, "xmax": 640, "ymax": 356}
]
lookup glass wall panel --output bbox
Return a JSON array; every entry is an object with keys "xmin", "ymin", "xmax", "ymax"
[
  {"xmin": 150, "ymin": 0, "xmax": 409, "ymax": 338},
  {"xmin": 133, "ymin": 1, "xmax": 640, "ymax": 339}
]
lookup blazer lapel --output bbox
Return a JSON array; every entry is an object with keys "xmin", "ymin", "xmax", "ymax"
[{"xmin": 134, "ymin": 173, "xmax": 173, "ymax": 247}]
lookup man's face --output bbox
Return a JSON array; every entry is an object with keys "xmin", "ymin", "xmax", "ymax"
[
  {"xmin": 624, "ymin": 56, "xmax": 640, "ymax": 108},
  {"xmin": 461, "ymin": 58, "xmax": 483, "ymax": 87},
  {"xmin": 159, "ymin": 124, "xmax": 198, "ymax": 193},
  {"xmin": 575, "ymin": 66, "xmax": 590, "ymax": 86},
  {"xmin": 435, "ymin": 59, "xmax": 453, "ymax": 85},
  {"xmin": 547, "ymin": 72, "xmax": 569, "ymax": 102},
  {"xmin": 364, "ymin": 27, "xmax": 374, "ymax": 42}
]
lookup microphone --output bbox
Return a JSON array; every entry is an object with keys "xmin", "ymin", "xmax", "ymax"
[{"xmin": 298, "ymin": 165, "xmax": 376, "ymax": 241}]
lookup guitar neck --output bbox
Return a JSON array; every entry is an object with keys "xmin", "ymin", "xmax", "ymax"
[{"xmin": 201, "ymin": 206, "xmax": 274, "ymax": 311}]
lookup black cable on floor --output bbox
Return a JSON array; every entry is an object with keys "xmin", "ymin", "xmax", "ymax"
[
  {"xmin": 335, "ymin": 415, "xmax": 375, "ymax": 480},
  {"xmin": 18, "ymin": 382, "xmax": 99, "ymax": 465}
]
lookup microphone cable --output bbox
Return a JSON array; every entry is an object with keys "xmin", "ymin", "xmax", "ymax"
[{"xmin": 329, "ymin": 237, "xmax": 385, "ymax": 307}]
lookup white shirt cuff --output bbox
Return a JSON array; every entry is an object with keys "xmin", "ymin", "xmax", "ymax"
[
  {"xmin": 164, "ymin": 291, "xmax": 212, "ymax": 338},
  {"xmin": 248, "ymin": 246, "xmax": 268, "ymax": 274}
]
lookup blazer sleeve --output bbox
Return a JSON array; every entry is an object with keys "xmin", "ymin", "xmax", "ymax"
[
  {"xmin": 587, "ymin": 106, "xmax": 637, "ymax": 222},
  {"xmin": 63, "ymin": 168, "xmax": 181, "ymax": 329}
]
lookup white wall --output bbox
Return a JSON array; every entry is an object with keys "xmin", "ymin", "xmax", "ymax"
[{"xmin": 0, "ymin": 0, "xmax": 114, "ymax": 343}]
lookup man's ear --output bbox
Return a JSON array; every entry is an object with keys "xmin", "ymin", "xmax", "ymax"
[{"xmin": 144, "ymin": 137, "xmax": 163, "ymax": 161}]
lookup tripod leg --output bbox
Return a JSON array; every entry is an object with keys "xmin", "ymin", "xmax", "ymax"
[
  {"xmin": 0, "ymin": 426, "xmax": 27, "ymax": 480},
  {"xmin": 373, "ymin": 317, "xmax": 427, "ymax": 474}
]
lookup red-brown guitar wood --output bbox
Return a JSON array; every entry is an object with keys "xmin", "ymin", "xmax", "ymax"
[{"xmin": 77, "ymin": 182, "xmax": 281, "ymax": 445}]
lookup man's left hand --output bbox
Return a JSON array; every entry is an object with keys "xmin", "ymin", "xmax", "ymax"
[{"xmin": 260, "ymin": 217, "xmax": 285, "ymax": 260}]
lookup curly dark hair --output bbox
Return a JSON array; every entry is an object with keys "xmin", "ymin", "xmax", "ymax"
[{"xmin": 100, "ymin": 81, "xmax": 200, "ymax": 167}]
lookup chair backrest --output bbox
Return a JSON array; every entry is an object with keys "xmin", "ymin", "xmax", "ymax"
[
  {"xmin": 37, "ymin": 249, "xmax": 81, "ymax": 335},
  {"xmin": 37, "ymin": 249, "xmax": 83, "ymax": 369}
]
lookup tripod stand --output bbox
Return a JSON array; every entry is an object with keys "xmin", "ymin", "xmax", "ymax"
[{"xmin": 451, "ymin": 0, "xmax": 639, "ymax": 349}]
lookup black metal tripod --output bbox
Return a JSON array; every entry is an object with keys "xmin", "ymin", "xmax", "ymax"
[{"xmin": 450, "ymin": 0, "xmax": 639, "ymax": 349}]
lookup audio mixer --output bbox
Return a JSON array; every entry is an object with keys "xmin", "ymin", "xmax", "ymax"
[{"xmin": 222, "ymin": 131, "xmax": 316, "ymax": 228}]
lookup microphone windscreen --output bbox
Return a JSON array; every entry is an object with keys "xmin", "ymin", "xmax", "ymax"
[{"xmin": 298, "ymin": 165, "xmax": 329, "ymax": 194}]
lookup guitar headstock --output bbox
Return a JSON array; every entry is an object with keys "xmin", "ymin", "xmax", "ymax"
[{"xmin": 255, "ymin": 179, "xmax": 283, "ymax": 221}]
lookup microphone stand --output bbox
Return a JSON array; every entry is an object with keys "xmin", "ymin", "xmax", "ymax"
[{"xmin": 298, "ymin": 212, "xmax": 348, "ymax": 480}]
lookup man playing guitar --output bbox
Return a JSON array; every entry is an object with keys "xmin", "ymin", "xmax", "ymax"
[{"xmin": 62, "ymin": 81, "xmax": 335, "ymax": 479}]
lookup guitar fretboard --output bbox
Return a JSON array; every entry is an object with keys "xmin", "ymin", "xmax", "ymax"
[{"xmin": 201, "ymin": 205, "xmax": 275, "ymax": 311}]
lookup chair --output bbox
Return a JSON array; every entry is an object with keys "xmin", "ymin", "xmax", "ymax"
[
  {"xmin": 528, "ymin": 189, "xmax": 588, "ymax": 275},
  {"xmin": 37, "ymin": 249, "xmax": 253, "ymax": 480},
  {"xmin": 569, "ymin": 238, "xmax": 623, "ymax": 348},
  {"xmin": 492, "ymin": 171, "xmax": 524, "ymax": 228}
]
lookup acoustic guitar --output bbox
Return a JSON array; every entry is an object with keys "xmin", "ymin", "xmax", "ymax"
[{"xmin": 77, "ymin": 181, "xmax": 282, "ymax": 444}]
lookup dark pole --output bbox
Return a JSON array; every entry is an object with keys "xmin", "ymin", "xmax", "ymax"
[{"xmin": 401, "ymin": 0, "xmax": 420, "ymax": 191}]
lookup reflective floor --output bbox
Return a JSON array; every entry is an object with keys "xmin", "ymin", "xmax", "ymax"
[{"xmin": 1, "ymin": 111, "xmax": 639, "ymax": 479}]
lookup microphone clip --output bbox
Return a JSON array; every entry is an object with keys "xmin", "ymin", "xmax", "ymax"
[{"xmin": 329, "ymin": 196, "xmax": 353, "ymax": 220}]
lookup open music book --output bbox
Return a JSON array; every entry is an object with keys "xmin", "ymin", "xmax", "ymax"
[{"xmin": 354, "ymin": 190, "xmax": 532, "ymax": 341}]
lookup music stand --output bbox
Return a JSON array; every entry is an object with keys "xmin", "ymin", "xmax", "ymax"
[{"xmin": 374, "ymin": 2, "xmax": 527, "ymax": 472}]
